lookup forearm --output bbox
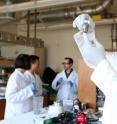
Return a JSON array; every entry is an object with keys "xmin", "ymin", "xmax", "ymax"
[
  {"xmin": 5, "ymin": 85, "xmax": 33, "ymax": 103},
  {"xmin": 52, "ymin": 81, "xmax": 58, "ymax": 90}
]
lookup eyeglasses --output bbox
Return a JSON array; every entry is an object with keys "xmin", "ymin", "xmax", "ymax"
[{"xmin": 62, "ymin": 62, "xmax": 70, "ymax": 65}]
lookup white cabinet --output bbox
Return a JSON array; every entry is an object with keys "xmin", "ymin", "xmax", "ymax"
[
  {"xmin": 1, "ymin": 45, "xmax": 35, "ymax": 58},
  {"xmin": 1, "ymin": 45, "xmax": 46, "ymax": 76}
]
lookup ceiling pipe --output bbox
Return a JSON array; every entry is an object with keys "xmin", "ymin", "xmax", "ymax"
[
  {"xmin": 5, "ymin": 0, "xmax": 13, "ymax": 17},
  {"xmin": 0, "ymin": 0, "xmax": 15, "ymax": 21},
  {"xmin": 29, "ymin": 0, "xmax": 113, "ymax": 23},
  {"xmin": 76, "ymin": 0, "xmax": 112, "ymax": 14},
  {"xmin": 30, "ymin": 11, "xmax": 67, "ymax": 23},
  {"xmin": 18, "ymin": 17, "xmax": 117, "ymax": 31},
  {"xmin": 0, "ymin": 0, "xmax": 90, "ymax": 13}
]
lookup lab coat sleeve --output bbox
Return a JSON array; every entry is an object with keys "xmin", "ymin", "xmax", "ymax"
[
  {"xmin": 36, "ymin": 75, "xmax": 43, "ymax": 95},
  {"xmin": 74, "ymin": 73, "xmax": 78, "ymax": 93},
  {"xmin": 106, "ymin": 52, "xmax": 117, "ymax": 72},
  {"xmin": 52, "ymin": 74, "xmax": 60, "ymax": 90},
  {"xmin": 71, "ymin": 72, "xmax": 78, "ymax": 94},
  {"xmin": 91, "ymin": 59, "xmax": 117, "ymax": 95},
  {"xmin": 5, "ymin": 77, "xmax": 34, "ymax": 103}
]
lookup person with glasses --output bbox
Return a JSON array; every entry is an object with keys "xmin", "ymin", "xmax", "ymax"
[{"xmin": 52, "ymin": 57, "xmax": 78, "ymax": 101}]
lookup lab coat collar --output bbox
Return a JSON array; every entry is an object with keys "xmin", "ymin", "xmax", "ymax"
[
  {"xmin": 25, "ymin": 71, "xmax": 36, "ymax": 79},
  {"xmin": 65, "ymin": 68, "xmax": 73, "ymax": 78},
  {"xmin": 62, "ymin": 69, "xmax": 75, "ymax": 80},
  {"xmin": 15, "ymin": 69, "xmax": 25, "ymax": 77}
]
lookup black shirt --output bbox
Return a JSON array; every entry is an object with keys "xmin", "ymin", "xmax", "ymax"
[{"xmin": 65, "ymin": 68, "xmax": 73, "ymax": 78}]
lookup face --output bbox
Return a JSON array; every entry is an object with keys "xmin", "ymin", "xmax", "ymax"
[
  {"xmin": 62, "ymin": 59, "xmax": 72, "ymax": 70},
  {"xmin": 31, "ymin": 60, "xmax": 40, "ymax": 73}
]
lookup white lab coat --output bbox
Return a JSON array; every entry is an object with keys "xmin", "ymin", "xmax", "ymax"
[
  {"xmin": 106, "ymin": 51, "xmax": 117, "ymax": 72},
  {"xmin": 91, "ymin": 52, "xmax": 117, "ymax": 124},
  {"xmin": 24, "ymin": 71, "xmax": 42, "ymax": 96},
  {"xmin": 52, "ymin": 70, "xmax": 78, "ymax": 100},
  {"xmin": 5, "ymin": 69, "xmax": 34, "ymax": 119},
  {"xmin": 73, "ymin": 13, "xmax": 117, "ymax": 124}
]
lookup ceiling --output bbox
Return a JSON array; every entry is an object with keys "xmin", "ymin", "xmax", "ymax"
[
  {"xmin": 0, "ymin": 0, "xmax": 116, "ymax": 25},
  {"xmin": 0, "ymin": 0, "xmax": 117, "ymax": 13},
  {"xmin": 0, "ymin": 0, "xmax": 29, "ymax": 3},
  {"xmin": 109, "ymin": 0, "xmax": 117, "ymax": 14},
  {"xmin": 0, "ymin": 0, "xmax": 116, "ymax": 14}
]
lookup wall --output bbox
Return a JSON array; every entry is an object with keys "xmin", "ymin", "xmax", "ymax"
[
  {"xmin": 0, "ymin": 22, "xmax": 17, "ymax": 46},
  {"xmin": 0, "ymin": 23, "xmax": 17, "ymax": 34},
  {"xmin": 36, "ymin": 29, "xmax": 81, "ymax": 72},
  {"xmin": 17, "ymin": 23, "xmax": 112, "ymax": 72},
  {"xmin": 95, "ymin": 25, "xmax": 112, "ymax": 49}
]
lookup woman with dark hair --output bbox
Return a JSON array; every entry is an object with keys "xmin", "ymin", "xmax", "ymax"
[{"xmin": 4, "ymin": 54, "xmax": 37, "ymax": 119}]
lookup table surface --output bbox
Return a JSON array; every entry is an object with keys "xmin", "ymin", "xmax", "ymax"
[
  {"xmin": 0, "ymin": 111, "xmax": 102, "ymax": 124},
  {"xmin": 0, "ymin": 112, "xmax": 34, "ymax": 124}
]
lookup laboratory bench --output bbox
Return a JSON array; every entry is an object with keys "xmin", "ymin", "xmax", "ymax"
[
  {"xmin": 0, "ymin": 99, "xmax": 5, "ymax": 120},
  {"xmin": 0, "ymin": 111, "xmax": 102, "ymax": 124},
  {"xmin": 0, "ymin": 83, "xmax": 56, "ymax": 120},
  {"xmin": 0, "ymin": 87, "xmax": 6, "ymax": 120},
  {"xmin": 0, "ymin": 94, "xmax": 49, "ymax": 121},
  {"xmin": 0, "ymin": 59, "xmax": 15, "ymax": 120}
]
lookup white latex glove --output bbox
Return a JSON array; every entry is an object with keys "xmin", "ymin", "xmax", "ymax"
[
  {"xmin": 74, "ymin": 31, "xmax": 106, "ymax": 69},
  {"xmin": 73, "ymin": 14, "xmax": 95, "ymax": 33}
]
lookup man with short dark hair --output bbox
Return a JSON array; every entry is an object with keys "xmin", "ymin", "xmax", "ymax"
[
  {"xmin": 24, "ymin": 55, "xmax": 42, "ymax": 96},
  {"xmin": 52, "ymin": 57, "xmax": 78, "ymax": 101}
]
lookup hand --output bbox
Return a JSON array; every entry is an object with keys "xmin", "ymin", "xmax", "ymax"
[
  {"xmin": 68, "ymin": 81, "xmax": 73, "ymax": 87},
  {"xmin": 73, "ymin": 31, "xmax": 106, "ymax": 69},
  {"xmin": 56, "ymin": 77, "xmax": 63, "ymax": 86},
  {"xmin": 30, "ymin": 82, "xmax": 37, "ymax": 95},
  {"xmin": 73, "ymin": 14, "xmax": 95, "ymax": 33}
]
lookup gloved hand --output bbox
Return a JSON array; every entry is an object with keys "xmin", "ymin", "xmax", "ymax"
[
  {"xmin": 73, "ymin": 14, "xmax": 95, "ymax": 33},
  {"xmin": 30, "ymin": 82, "xmax": 37, "ymax": 95},
  {"xmin": 68, "ymin": 81, "xmax": 73, "ymax": 87},
  {"xmin": 73, "ymin": 31, "xmax": 106, "ymax": 69},
  {"xmin": 56, "ymin": 77, "xmax": 63, "ymax": 86}
]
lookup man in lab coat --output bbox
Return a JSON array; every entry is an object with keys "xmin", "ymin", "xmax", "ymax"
[
  {"xmin": 52, "ymin": 57, "xmax": 78, "ymax": 101},
  {"xmin": 73, "ymin": 14, "xmax": 117, "ymax": 124},
  {"xmin": 24, "ymin": 55, "xmax": 42, "ymax": 97}
]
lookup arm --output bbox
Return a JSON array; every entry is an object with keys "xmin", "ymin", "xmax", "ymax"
[
  {"xmin": 73, "ymin": 73, "xmax": 78, "ymax": 93},
  {"xmin": 52, "ymin": 74, "xmax": 61, "ymax": 90},
  {"xmin": 73, "ymin": 14, "xmax": 110, "ymax": 95},
  {"xmin": 5, "ymin": 76, "xmax": 33, "ymax": 103},
  {"xmin": 36, "ymin": 75, "xmax": 43, "ymax": 95},
  {"xmin": 69, "ymin": 71, "xmax": 78, "ymax": 93}
]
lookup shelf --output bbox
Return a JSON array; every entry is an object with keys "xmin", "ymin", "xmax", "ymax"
[
  {"xmin": 0, "ymin": 59, "xmax": 15, "ymax": 86},
  {"xmin": 0, "ymin": 83, "xmax": 7, "ymax": 87},
  {"xmin": 0, "ymin": 60, "xmax": 15, "ymax": 65},
  {"xmin": 0, "ymin": 59, "xmax": 14, "ymax": 120}
]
